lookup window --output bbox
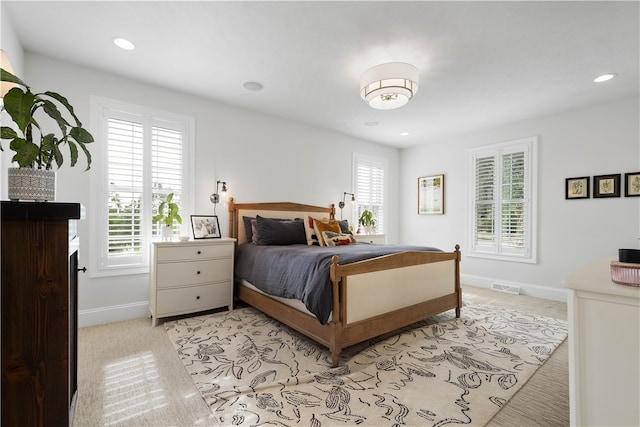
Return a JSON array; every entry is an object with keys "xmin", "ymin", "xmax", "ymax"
[
  {"xmin": 468, "ymin": 136, "xmax": 537, "ymax": 263},
  {"xmin": 91, "ymin": 97, "xmax": 194, "ymax": 276},
  {"xmin": 353, "ymin": 153, "xmax": 386, "ymax": 234}
]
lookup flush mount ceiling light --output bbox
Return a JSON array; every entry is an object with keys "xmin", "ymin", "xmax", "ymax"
[
  {"xmin": 360, "ymin": 62, "xmax": 419, "ymax": 110},
  {"xmin": 113, "ymin": 37, "xmax": 135, "ymax": 50},
  {"xmin": 594, "ymin": 73, "xmax": 617, "ymax": 83}
]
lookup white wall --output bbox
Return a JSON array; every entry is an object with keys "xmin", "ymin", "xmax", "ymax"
[
  {"xmin": 400, "ymin": 96, "xmax": 640, "ymax": 301},
  {"xmin": 18, "ymin": 53, "xmax": 399, "ymax": 326},
  {"xmin": 0, "ymin": 8, "xmax": 24, "ymax": 200}
]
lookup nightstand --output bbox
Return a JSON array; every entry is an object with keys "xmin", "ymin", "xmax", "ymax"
[
  {"xmin": 149, "ymin": 237, "xmax": 236, "ymax": 326},
  {"xmin": 354, "ymin": 234, "xmax": 386, "ymax": 244}
]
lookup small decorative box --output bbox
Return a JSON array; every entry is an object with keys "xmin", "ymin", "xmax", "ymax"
[{"xmin": 610, "ymin": 261, "xmax": 640, "ymax": 287}]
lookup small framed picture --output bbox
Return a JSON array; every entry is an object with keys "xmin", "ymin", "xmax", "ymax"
[
  {"xmin": 624, "ymin": 172, "xmax": 640, "ymax": 197},
  {"xmin": 191, "ymin": 215, "xmax": 221, "ymax": 239},
  {"xmin": 565, "ymin": 176, "xmax": 590, "ymax": 199},
  {"xmin": 593, "ymin": 174, "xmax": 621, "ymax": 198},
  {"xmin": 418, "ymin": 174, "xmax": 444, "ymax": 215}
]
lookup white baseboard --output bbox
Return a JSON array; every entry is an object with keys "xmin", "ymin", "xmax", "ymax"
[
  {"xmin": 461, "ymin": 273, "xmax": 568, "ymax": 303},
  {"xmin": 79, "ymin": 301, "xmax": 149, "ymax": 328}
]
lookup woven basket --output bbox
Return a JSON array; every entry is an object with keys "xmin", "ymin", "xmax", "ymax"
[{"xmin": 610, "ymin": 261, "xmax": 640, "ymax": 287}]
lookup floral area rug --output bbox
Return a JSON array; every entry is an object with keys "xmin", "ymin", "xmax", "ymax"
[{"xmin": 165, "ymin": 304, "xmax": 567, "ymax": 426}]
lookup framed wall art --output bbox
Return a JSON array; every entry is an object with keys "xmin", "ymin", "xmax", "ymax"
[
  {"xmin": 593, "ymin": 174, "xmax": 621, "ymax": 198},
  {"xmin": 565, "ymin": 176, "xmax": 590, "ymax": 199},
  {"xmin": 418, "ymin": 174, "xmax": 444, "ymax": 215},
  {"xmin": 191, "ymin": 215, "xmax": 221, "ymax": 239},
  {"xmin": 624, "ymin": 172, "xmax": 640, "ymax": 197}
]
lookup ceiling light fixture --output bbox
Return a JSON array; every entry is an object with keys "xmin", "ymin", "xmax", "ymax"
[
  {"xmin": 400, "ymin": 131, "xmax": 410, "ymax": 136},
  {"xmin": 113, "ymin": 37, "xmax": 135, "ymax": 51},
  {"xmin": 360, "ymin": 62, "xmax": 419, "ymax": 110},
  {"xmin": 594, "ymin": 73, "xmax": 617, "ymax": 83}
]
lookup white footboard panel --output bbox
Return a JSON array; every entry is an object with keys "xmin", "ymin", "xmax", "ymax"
[{"xmin": 345, "ymin": 259, "xmax": 456, "ymax": 323}]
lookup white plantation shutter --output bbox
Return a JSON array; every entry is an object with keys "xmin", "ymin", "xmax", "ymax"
[
  {"xmin": 92, "ymin": 97, "xmax": 193, "ymax": 274},
  {"xmin": 469, "ymin": 137, "xmax": 537, "ymax": 263},
  {"xmin": 474, "ymin": 155, "xmax": 496, "ymax": 251},
  {"xmin": 151, "ymin": 124, "xmax": 184, "ymax": 238},
  {"xmin": 354, "ymin": 154, "xmax": 386, "ymax": 233},
  {"xmin": 500, "ymin": 150, "xmax": 526, "ymax": 254},
  {"xmin": 107, "ymin": 117, "xmax": 144, "ymax": 263}
]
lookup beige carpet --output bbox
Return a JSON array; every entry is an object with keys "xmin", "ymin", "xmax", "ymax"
[
  {"xmin": 72, "ymin": 287, "xmax": 569, "ymax": 427},
  {"xmin": 165, "ymin": 302, "xmax": 567, "ymax": 427}
]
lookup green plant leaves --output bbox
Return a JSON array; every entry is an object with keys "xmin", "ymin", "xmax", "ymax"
[
  {"xmin": 3, "ymin": 88, "xmax": 35, "ymax": 132},
  {"xmin": 152, "ymin": 193, "xmax": 182, "ymax": 227},
  {"xmin": 0, "ymin": 67, "xmax": 27, "ymax": 87},
  {"xmin": 0, "ymin": 68, "xmax": 94, "ymax": 170}
]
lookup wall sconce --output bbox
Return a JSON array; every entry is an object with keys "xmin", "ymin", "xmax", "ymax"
[
  {"xmin": 210, "ymin": 180, "xmax": 230, "ymax": 212},
  {"xmin": 338, "ymin": 192, "xmax": 355, "ymax": 218},
  {"xmin": 338, "ymin": 192, "xmax": 356, "ymax": 209}
]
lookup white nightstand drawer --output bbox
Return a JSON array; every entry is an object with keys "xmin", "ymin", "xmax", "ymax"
[
  {"xmin": 156, "ymin": 258, "xmax": 232, "ymax": 288},
  {"xmin": 354, "ymin": 234, "xmax": 386, "ymax": 244},
  {"xmin": 156, "ymin": 243, "xmax": 233, "ymax": 262},
  {"xmin": 156, "ymin": 282, "xmax": 232, "ymax": 316}
]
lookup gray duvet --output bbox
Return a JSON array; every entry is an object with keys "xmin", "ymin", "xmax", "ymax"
[{"xmin": 234, "ymin": 243, "xmax": 441, "ymax": 324}]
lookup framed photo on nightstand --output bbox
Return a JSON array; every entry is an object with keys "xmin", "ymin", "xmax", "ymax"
[{"xmin": 191, "ymin": 215, "xmax": 221, "ymax": 239}]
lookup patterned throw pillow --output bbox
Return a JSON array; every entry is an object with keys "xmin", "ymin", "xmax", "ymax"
[
  {"xmin": 322, "ymin": 231, "xmax": 356, "ymax": 246},
  {"xmin": 313, "ymin": 218, "xmax": 341, "ymax": 246},
  {"xmin": 304, "ymin": 215, "xmax": 323, "ymax": 245}
]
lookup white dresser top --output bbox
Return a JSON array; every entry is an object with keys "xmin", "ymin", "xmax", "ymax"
[
  {"xmin": 153, "ymin": 237, "xmax": 236, "ymax": 247},
  {"xmin": 563, "ymin": 256, "xmax": 640, "ymax": 299}
]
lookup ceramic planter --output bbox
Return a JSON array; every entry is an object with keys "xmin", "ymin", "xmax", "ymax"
[
  {"xmin": 8, "ymin": 167, "xmax": 56, "ymax": 202},
  {"xmin": 161, "ymin": 225, "xmax": 173, "ymax": 241}
]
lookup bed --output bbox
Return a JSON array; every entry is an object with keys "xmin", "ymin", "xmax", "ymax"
[{"xmin": 228, "ymin": 199, "xmax": 461, "ymax": 367}]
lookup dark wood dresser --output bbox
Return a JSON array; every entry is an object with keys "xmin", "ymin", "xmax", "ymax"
[{"xmin": 1, "ymin": 201, "xmax": 83, "ymax": 427}]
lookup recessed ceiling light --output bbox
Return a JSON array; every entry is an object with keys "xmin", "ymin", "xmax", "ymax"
[
  {"xmin": 594, "ymin": 73, "xmax": 617, "ymax": 83},
  {"xmin": 400, "ymin": 131, "xmax": 410, "ymax": 136},
  {"xmin": 113, "ymin": 37, "xmax": 135, "ymax": 51},
  {"xmin": 242, "ymin": 81, "xmax": 263, "ymax": 91}
]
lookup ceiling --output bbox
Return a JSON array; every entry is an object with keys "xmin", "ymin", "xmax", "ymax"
[{"xmin": 3, "ymin": 1, "xmax": 639, "ymax": 148}]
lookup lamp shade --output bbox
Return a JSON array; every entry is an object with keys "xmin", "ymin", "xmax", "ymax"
[
  {"xmin": 360, "ymin": 62, "xmax": 419, "ymax": 110},
  {"xmin": 0, "ymin": 49, "xmax": 17, "ymax": 98}
]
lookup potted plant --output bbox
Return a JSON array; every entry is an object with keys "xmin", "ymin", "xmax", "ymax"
[
  {"xmin": 358, "ymin": 209, "xmax": 376, "ymax": 234},
  {"xmin": 152, "ymin": 192, "xmax": 182, "ymax": 241},
  {"xmin": 0, "ymin": 67, "xmax": 94, "ymax": 201}
]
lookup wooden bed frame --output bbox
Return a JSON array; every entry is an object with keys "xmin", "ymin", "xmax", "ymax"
[{"xmin": 228, "ymin": 199, "xmax": 461, "ymax": 367}]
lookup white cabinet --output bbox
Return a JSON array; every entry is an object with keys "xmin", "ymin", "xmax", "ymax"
[
  {"xmin": 354, "ymin": 234, "xmax": 386, "ymax": 244},
  {"xmin": 563, "ymin": 257, "xmax": 640, "ymax": 427},
  {"xmin": 149, "ymin": 238, "xmax": 235, "ymax": 326}
]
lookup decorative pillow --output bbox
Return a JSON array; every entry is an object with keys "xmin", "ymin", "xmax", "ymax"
[
  {"xmin": 313, "ymin": 218, "xmax": 341, "ymax": 246},
  {"xmin": 322, "ymin": 231, "xmax": 356, "ymax": 246},
  {"xmin": 250, "ymin": 219, "xmax": 259, "ymax": 244},
  {"xmin": 243, "ymin": 216, "xmax": 255, "ymax": 242},
  {"xmin": 336, "ymin": 219, "xmax": 350, "ymax": 234},
  {"xmin": 255, "ymin": 215, "xmax": 306, "ymax": 245},
  {"xmin": 304, "ymin": 215, "xmax": 323, "ymax": 245}
]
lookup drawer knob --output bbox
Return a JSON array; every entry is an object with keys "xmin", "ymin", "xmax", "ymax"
[
  {"xmin": 196, "ymin": 295, "xmax": 200, "ymax": 300},
  {"xmin": 197, "ymin": 250, "xmax": 201, "ymax": 255},
  {"xmin": 197, "ymin": 271, "xmax": 201, "ymax": 275}
]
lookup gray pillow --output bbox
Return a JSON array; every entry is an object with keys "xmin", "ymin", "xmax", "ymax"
[{"xmin": 255, "ymin": 215, "xmax": 306, "ymax": 245}]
